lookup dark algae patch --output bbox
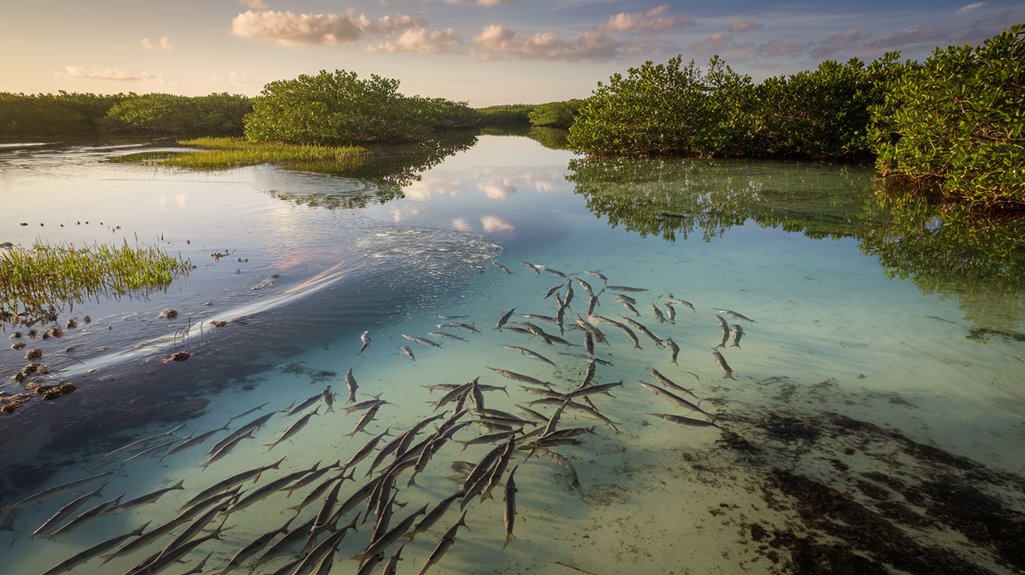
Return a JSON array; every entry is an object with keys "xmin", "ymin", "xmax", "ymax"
[{"xmin": 715, "ymin": 407, "xmax": 1025, "ymax": 574}]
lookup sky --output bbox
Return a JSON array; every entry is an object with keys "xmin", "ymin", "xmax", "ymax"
[{"xmin": 1, "ymin": 1, "xmax": 1021, "ymax": 106}]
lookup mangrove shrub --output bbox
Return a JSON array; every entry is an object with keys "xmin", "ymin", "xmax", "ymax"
[
  {"xmin": 870, "ymin": 25, "xmax": 1025, "ymax": 211},
  {"xmin": 106, "ymin": 93, "xmax": 252, "ymax": 135}
]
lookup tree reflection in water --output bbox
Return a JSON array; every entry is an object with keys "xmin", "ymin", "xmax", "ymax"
[{"xmin": 567, "ymin": 156, "xmax": 1025, "ymax": 331}]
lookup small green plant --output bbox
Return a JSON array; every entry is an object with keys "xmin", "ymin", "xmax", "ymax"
[
  {"xmin": 114, "ymin": 137, "xmax": 369, "ymax": 172},
  {"xmin": 0, "ymin": 240, "xmax": 191, "ymax": 325}
]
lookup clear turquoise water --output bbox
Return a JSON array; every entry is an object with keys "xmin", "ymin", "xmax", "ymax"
[{"xmin": 1, "ymin": 137, "xmax": 1023, "ymax": 574}]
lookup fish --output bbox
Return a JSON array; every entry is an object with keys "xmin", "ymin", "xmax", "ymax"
[
  {"xmin": 436, "ymin": 321, "xmax": 480, "ymax": 334},
  {"xmin": 180, "ymin": 551, "xmax": 213, "ymax": 575},
  {"xmin": 718, "ymin": 308, "xmax": 756, "ymax": 323},
  {"xmin": 416, "ymin": 511, "xmax": 469, "ymax": 575},
  {"xmin": 403, "ymin": 333, "xmax": 442, "ymax": 348},
  {"xmin": 585, "ymin": 270, "xmax": 608, "ymax": 282},
  {"xmin": 495, "ymin": 308, "xmax": 516, "ymax": 331},
  {"xmin": 537, "ymin": 447, "xmax": 580, "ymax": 489},
  {"xmin": 202, "ymin": 429, "xmax": 254, "ymax": 469},
  {"xmin": 716, "ymin": 314, "xmax": 731, "ymax": 348},
  {"xmin": 343, "ymin": 428, "xmax": 392, "ymax": 471},
  {"xmin": 286, "ymin": 392, "xmax": 322, "ymax": 416},
  {"xmin": 480, "ymin": 435, "xmax": 517, "ymax": 500},
  {"xmin": 564, "ymin": 281, "xmax": 575, "ymax": 307},
  {"xmin": 620, "ymin": 316, "xmax": 662, "ymax": 344},
  {"xmin": 651, "ymin": 303, "xmax": 667, "ymax": 323},
  {"xmin": 615, "ymin": 293, "xmax": 637, "ymax": 305},
  {"xmin": 126, "ymin": 525, "xmax": 224, "ymax": 575},
  {"xmin": 586, "ymin": 295, "xmax": 600, "ymax": 317},
  {"xmin": 487, "ymin": 367, "xmax": 551, "ymax": 388},
  {"xmin": 39, "ymin": 521, "xmax": 151, "ymax": 575},
  {"xmin": 266, "ymin": 408, "xmax": 319, "ymax": 451},
  {"xmin": 607, "ymin": 285, "xmax": 648, "ymax": 292},
  {"xmin": 226, "ymin": 402, "xmax": 269, "ymax": 424},
  {"xmin": 220, "ymin": 516, "xmax": 294, "ymax": 574},
  {"xmin": 103, "ymin": 479, "xmax": 185, "ymax": 515},
  {"xmin": 503, "ymin": 465, "xmax": 519, "ymax": 549},
  {"xmin": 159, "ymin": 424, "xmax": 228, "ymax": 462},
  {"xmin": 287, "ymin": 471, "xmax": 349, "ymax": 514},
  {"xmin": 346, "ymin": 404, "xmax": 381, "ymax": 437},
  {"xmin": 359, "ymin": 330, "xmax": 371, "ymax": 354},
  {"xmin": 185, "ymin": 458, "xmax": 285, "ymax": 509},
  {"xmin": 575, "ymin": 277, "xmax": 595, "ymax": 297},
  {"xmin": 380, "ymin": 544, "xmax": 405, "ymax": 575},
  {"xmin": 307, "ymin": 478, "xmax": 345, "ymax": 542},
  {"xmin": 352, "ymin": 504, "xmax": 428, "ymax": 563},
  {"xmin": 501, "ymin": 345, "xmax": 556, "ymax": 366},
  {"xmin": 666, "ymin": 294, "xmax": 696, "ymax": 311},
  {"xmin": 281, "ymin": 461, "xmax": 340, "ymax": 498},
  {"xmin": 590, "ymin": 314, "xmax": 641, "ymax": 349},
  {"xmin": 579, "ymin": 359, "xmax": 596, "ymax": 389},
  {"xmin": 649, "ymin": 413, "xmax": 720, "ymax": 428},
  {"xmin": 713, "ymin": 349, "xmax": 737, "ymax": 379},
  {"xmin": 31, "ymin": 481, "xmax": 108, "ymax": 538},
  {"xmin": 542, "ymin": 266, "xmax": 567, "ymax": 278},
  {"xmin": 639, "ymin": 381, "xmax": 709, "ymax": 415},
  {"xmin": 322, "ymin": 385, "xmax": 335, "ymax": 413},
  {"xmin": 428, "ymin": 330, "xmax": 467, "ymax": 342},
  {"xmin": 344, "ymin": 368, "xmax": 359, "ymax": 402},
  {"xmin": 664, "ymin": 302, "xmax": 677, "ymax": 323},
  {"xmin": 252, "ymin": 516, "xmax": 318, "ymax": 570},
  {"xmin": 208, "ymin": 411, "xmax": 275, "ymax": 456},
  {"xmin": 101, "ymin": 424, "xmax": 184, "ymax": 459},
  {"xmin": 400, "ymin": 345, "xmax": 416, "ymax": 362},
  {"xmin": 544, "ymin": 284, "xmax": 563, "ymax": 299},
  {"xmin": 231, "ymin": 464, "xmax": 319, "ymax": 512},
  {"xmin": 562, "ymin": 380, "xmax": 623, "ymax": 400},
  {"xmin": 521, "ymin": 260, "xmax": 542, "ymax": 274},
  {"xmin": 731, "ymin": 324, "xmax": 745, "ymax": 348},
  {"xmin": 645, "ymin": 367, "xmax": 698, "ymax": 398},
  {"xmin": 493, "ymin": 261, "xmax": 512, "ymax": 274},
  {"xmin": 123, "ymin": 436, "xmax": 182, "ymax": 463},
  {"xmin": 664, "ymin": 337, "xmax": 680, "ymax": 364},
  {"xmin": 584, "ymin": 332, "xmax": 594, "ymax": 356},
  {"xmin": 41, "ymin": 493, "xmax": 123, "ymax": 539}
]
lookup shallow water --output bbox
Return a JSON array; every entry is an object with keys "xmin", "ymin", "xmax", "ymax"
[{"xmin": 1, "ymin": 137, "xmax": 1024, "ymax": 574}]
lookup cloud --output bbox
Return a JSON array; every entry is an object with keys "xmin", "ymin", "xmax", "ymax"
[
  {"xmin": 956, "ymin": 2, "xmax": 987, "ymax": 13},
  {"xmin": 862, "ymin": 25, "xmax": 947, "ymax": 50},
  {"xmin": 471, "ymin": 25, "xmax": 620, "ymax": 62},
  {"xmin": 368, "ymin": 27, "xmax": 461, "ymax": 53},
  {"xmin": 231, "ymin": 10, "xmax": 429, "ymax": 47},
  {"xmin": 240, "ymin": 0, "xmax": 269, "ymax": 9},
  {"xmin": 760, "ymin": 38, "xmax": 802, "ymax": 57},
  {"xmin": 58, "ymin": 66, "xmax": 161, "ymax": 81},
  {"xmin": 478, "ymin": 180, "xmax": 517, "ymax": 199},
  {"xmin": 141, "ymin": 36, "xmax": 171, "ymax": 51},
  {"xmin": 729, "ymin": 20, "xmax": 763, "ymax": 33},
  {"xmin": 444, "ymin": 0, "xmax": 512, "ymax": 5},
  {"xmin": 598, "ymin": 4, "xmax": 693, "ymax": 33},
  {"xmin": 689, "ymin": 33, "xmax": 732, "ymax": 55},
  {"xmin": 807, "ymin": 29, "xmax": 865, "ymax": 58},
  {"xmin": 481, "ymin": 215, "xmax": 515, "ymax": 233}
]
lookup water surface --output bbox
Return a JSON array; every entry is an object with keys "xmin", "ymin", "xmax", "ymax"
[{"xmin": 2, "ymin": 136, "xmax": 1023, "ymax": 574}]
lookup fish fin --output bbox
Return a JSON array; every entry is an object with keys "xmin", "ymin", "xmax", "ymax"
[
  {"xmin": 503, "ymin": 532, "xmax": 515, "ymax": 550},
  {"xmin": 326, "ymin": 406, "xmax": 335, "ymax": 413}
]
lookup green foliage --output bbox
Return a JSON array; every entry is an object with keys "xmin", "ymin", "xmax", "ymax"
[
  {"xmin": 569, "ymin": 56, "xmax": 713, "ymax": 157},
  {"xmin": 869, "ymin": 25, "xmax": 1025, "ymax": 212},
  {"xmin": 0, "ymin": 92, "xmax": 126, "ymax": 136},
  {"xmin": 114, "ymin": 137, "xmax": 367, "ymax": 171},
  {"xmin": 1, "ymin": 240, "xmax": 190, "ymax": 323},
  {"xmin": 752, "ymin": 59, "xmax": 876, "ymax": 160},
  {"xmin": 475, "ymin": 105, "xmax": 535, "ymax": 128},
  {"xmin": 244, "ymin": 70, "xmax": 447, "ymax": 145},
  {"xmin": 528, "ymin": 99, "xmax": 584, "ymax": 129},
  {"xmin": 106, "ymin": 93, "xmax": 252, "ymax": 135}
]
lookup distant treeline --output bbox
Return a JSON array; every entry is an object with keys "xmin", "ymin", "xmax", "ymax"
[{"xmin": 569, "ymin": 25, "xmax": 1024, "ymax": 212}]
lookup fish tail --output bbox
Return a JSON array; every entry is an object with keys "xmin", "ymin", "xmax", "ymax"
[
  {"xmin": 326, "ymin": 406, "xmax": 335, "ymax": 413},
  {"xmin": 503, "ymin": 532, "xmax": 516, "ymax": 550}
]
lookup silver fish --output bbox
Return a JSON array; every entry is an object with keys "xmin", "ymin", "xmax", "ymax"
[
  {"xmin": 590, "ymin": 314, "xmax": 641, "ymax": 349},
  {"xmin": 716, "ymin": 314, "xmax": 731, "ymax": 348},
  {"xmin": 186, "ymin": 458, "xmax": 285, "ymax": 509},
  {"xmin": 352, "ymin": 504, "xmax": 428, "ymax": 563},
  {"xmin": 651, "ymin": 303, "xmax": 667, "ymax": 324},
  {"xmin": 323, "ymin": 385, "xmax": 335, "ymax": 413},
  {"xmin": 345, "ymin": 368, "xmax": 359, "ymax": 402},
  {"xmin": 666, "ymin": 294, "xmax": 696, "ymax": 311},
  {"xmin": 521, "ymin": 260, "xmax": 542, "ymax": 274},
  {"xmin": 103, "ymin": 479, "xmax": 185, "ymax": 515},
  {"xmin": 544, "ymin": 284, "xmax": 563, "ymax": 299},
  {"xmin": 42, "ymin": 493, "xmax": 123, "ymax": 539},
  {"xmin": 286, "ymin": 392, "xmax": 322, "ymax": 416},
  {"xmin": 39, "ymin": 521, "xmax": 150, "ymax": 575},
  {"xmin": 664, "ymin": 337, "xmax": 680, "ymax": 364},
  {"xmin": 402, "ymin": 333, "xmax": 442, "ymax": 348},
  {"xmin": 359, "ymin": 330, "xmax": 371, "ymax": 354},
  {"xmin": 664, "ymin": 302, "xmax": 677, "ymax": 323},
  {"xmin": 649, "ymin": 412, "xmax": 720, "ymax": 428},
  {"xmin": 226, "ymin": 402, "xmax": 269, "ymax": 424},
  {"xmin": 346, "ymin": 404, "xmax": 381, "ymax": 437},
  {"xmin": 495, "ymin": 308, "xmax": 516, "ymax": 331},
  {"xmin": 731, "ymin": 324, "xmax": 745, "ymax": 348},
  {"xmin": 585, "ymin": 270, "xmax": 608, "ymax": 282},
  {"xmin": 436, "ymin": 321, "xmax": 480, "ymax": 334},
  {"xmin": 159, "ymin": 424, "xmax": 228, "ymax": 462},
  {"xmin": 1, "ymin": 470, "xmax": 111, "ymax": 513},
  {"xmin": 607, "ymin": 285, "xmax": 648, "ymax": 292},
  {"xmin": 219, "ymin": 516, "xmax": 294, "ymax": 574},
  {"xmin": 428, "ymin": 330, "xmax": 466, "ymax": 342},
  {"xmin": 232, "ymin": 465, "xmax": 319, "ymax": 512},
  {"xmin": 416, "ymin": 511, "xmax": 468, "ymax": 575},
  {"xmin": 400, "ymin": 345, "xmax": 416, "ymax": 362},
  {"xmin": 542, "ymin": 266, "xmax": 566, "ymax": 278},
  {"xmin": 718, "ymin": 308, "xmax": 756, "ymax": 323},
  {"xmin": 493, "ymin": 261, "xmax": 512, "ymax": 274},
  {"xmin": 501, "ymin": 345, "xmax": 556, "ymax": 367},
  {"xmin": 31, "ymin": 480, "xmax": 108, "ymax": 538},
  {"xmin": 504, "ymin": 465, "xmax": 519, "ymax": 549},
  {"xmin": 203, "ymin": 429, "xmax": 254, "ymax": 469},
  {"xmin": 713, "ymin": 349, "xmax": 736, "ymax": 379},
  {"xmin": 266, "ymin": 408, "xmax": 319, "ymax": 450},
  {"xmin": 487, "ymin": 367, "xmax": 551, "ymax": 387},
  {"xmin": 620, "ymin": 316, "xmax": 662, "ymax": 344},
  {"xmin": 639, "ymin": 381, "xmax": 709, "ymax": 415},
  {"xmin": 102, "ymin": 424, "xmax": 184, "ymax": 458}
]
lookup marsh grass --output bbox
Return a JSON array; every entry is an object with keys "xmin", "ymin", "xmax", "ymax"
[
  {"xmin": 0, "ymin": 240, "xmax": 191, "ymax": 325},
  {"xmin": 112, "ymin": 137, "xmax": 368, "ymax": 173}
]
